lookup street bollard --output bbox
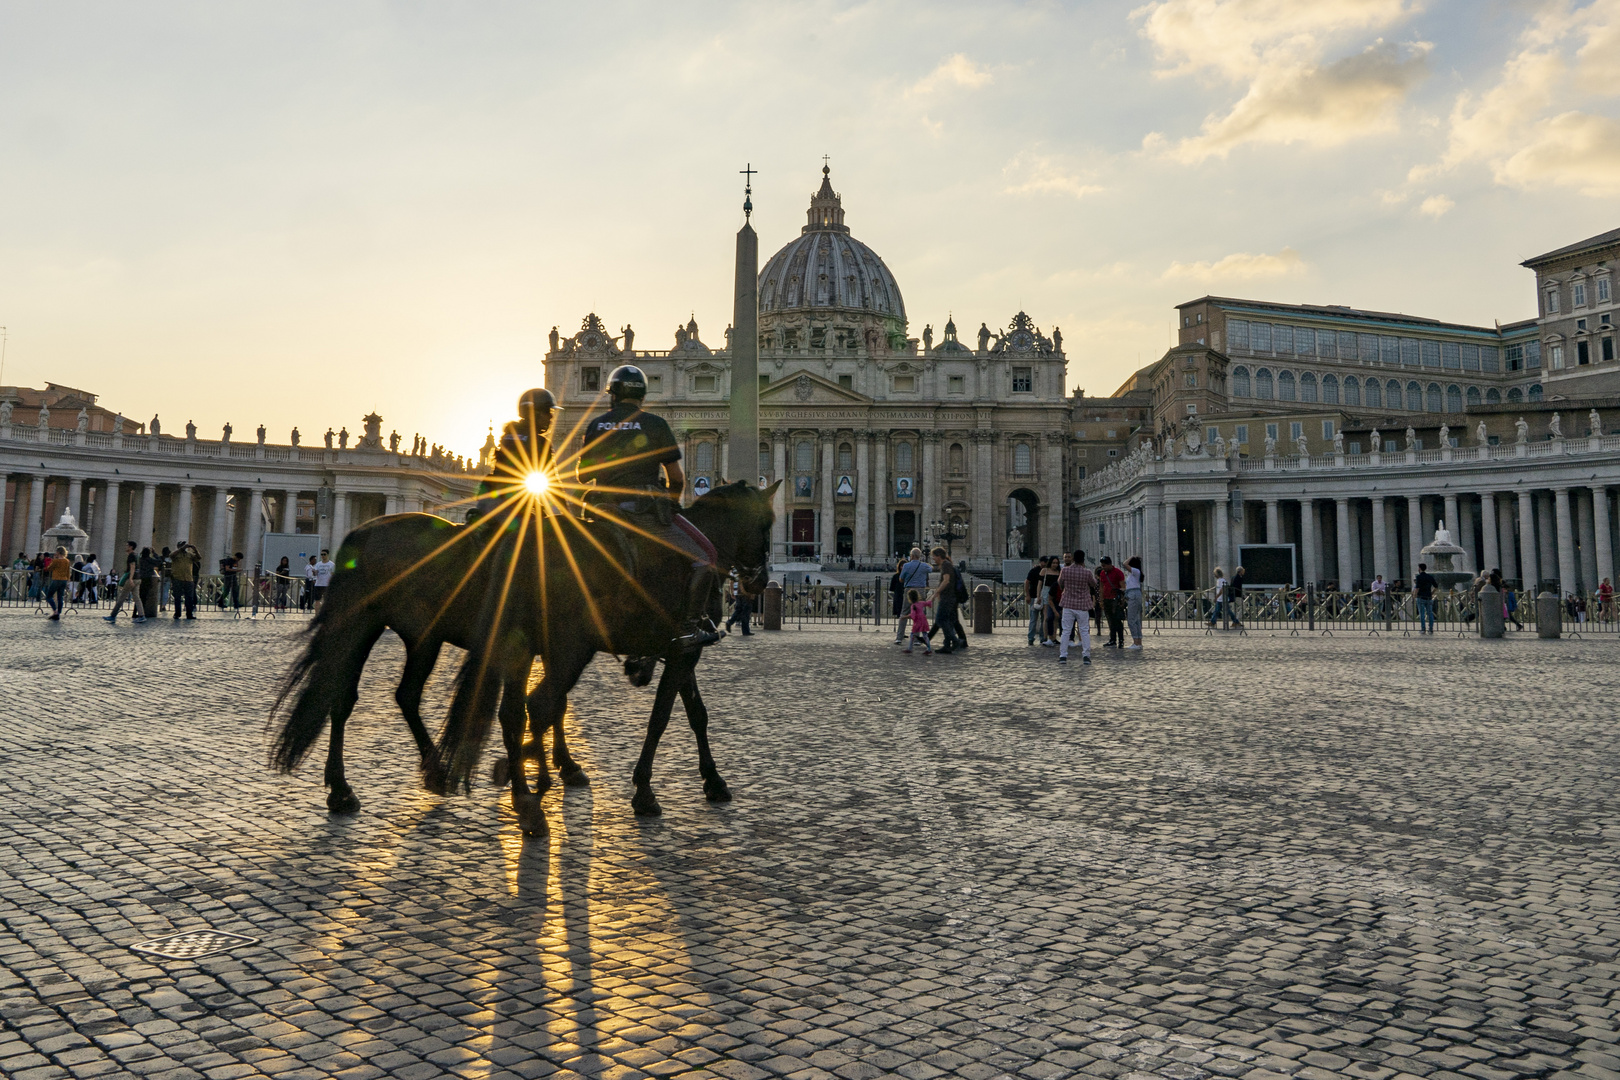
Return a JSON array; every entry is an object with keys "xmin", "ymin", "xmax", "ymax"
[
  {"xmin": 1306, "ymin": 583, "xmax": 1315, "ymax": 631},
  {"xmin": 1536, "ymin": 591, "xmax": 1561, "ymax": 638},
  {"xmin": 762, "ymin": 580, "xmax": 782, "ymax": 631},
  {"xmin": 973, "ymin": 583, "xmax": 993, "ymax": 634},
  {"xmin": 1477, "ymin": 585, "xmax": 1505, "ymax": 638}
]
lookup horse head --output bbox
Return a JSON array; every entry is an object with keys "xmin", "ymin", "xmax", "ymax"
[{"xmin": 686, "ymin": 479, "xmax": 778, "ymax": 596}]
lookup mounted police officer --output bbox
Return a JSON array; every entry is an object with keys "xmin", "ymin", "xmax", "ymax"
[
  {"xmin": 577, "ymin": 364, "xmax": 720, "ymax": 649},
  {"xmin": 469, "ymin": 387, "xmax": 555, "ymax": 523}
]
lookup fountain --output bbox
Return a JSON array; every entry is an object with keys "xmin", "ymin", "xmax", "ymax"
[
  {"xmin": 1419, "ymin": 520, "xmax": 1472, "ymax": 592},
  {"xmin": 41, "ymin": 510, "xmax": 91, "ymax": 556}
]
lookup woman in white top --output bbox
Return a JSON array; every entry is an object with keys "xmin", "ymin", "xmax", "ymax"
[
  {"xmin": 1124, "ymin": 555, "xmax": 1145, "ymax": 650},
  {"xmin": 1208, "ymin": 568, "xmax": 1227, "ymax": 627}
]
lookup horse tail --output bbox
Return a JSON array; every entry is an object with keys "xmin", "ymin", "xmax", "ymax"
[
  {"xmin": 267, "ymin": 580, "xmax": 382, "ymax": 774},
  {"xmin": 423, "ymin": 648, "xmax": 503, "ymax": 795}
]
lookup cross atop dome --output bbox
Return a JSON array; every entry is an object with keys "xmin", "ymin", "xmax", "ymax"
[{"xmin": 805, "ymin": 162, "xmax": 848, "ymax": 234}]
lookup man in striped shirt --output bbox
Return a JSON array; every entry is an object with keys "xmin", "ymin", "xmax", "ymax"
[{"xmin": 1057, "ymin": 550, "xmax": 1098, "ymax": 664}]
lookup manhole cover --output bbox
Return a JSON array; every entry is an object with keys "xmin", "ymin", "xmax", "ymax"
[{"xmin": 129, "ymin": 930, "xmax": 260, "ymax": 961}]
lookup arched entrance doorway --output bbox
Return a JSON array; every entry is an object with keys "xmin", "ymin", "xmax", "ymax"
[{"xmin": 1007, "ymin": 489, "xmax": 1040, "ymax": 558}]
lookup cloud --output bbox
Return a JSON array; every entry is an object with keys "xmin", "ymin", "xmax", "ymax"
[
  {"xmin": 1134, "ymin": 0, "xmax": 1425, "ymax": 159},
  {"xmin": 1002, "ymin": 152, "xmax": 1105, "ymax": 198},
  {"xmin": 1162, "ymin": 247, "xmax": 1304, "ymax": 282},
  {"xmin": 1157, "ymin": 40, "xmax": 1431, "ymax": 162},
  {"xmin": 1419, "ymin": 193, "xmax": 1454, "ymax": 216},
  {"xmin": 907, "ymin": 53, "xmax": 993, "ymax": 97},
  {"xmin": 1497, "ymin": 111, "xmax": 1620, "ymax": 195},
  {"xmin": 1421, "ymin": 0, "xmax": 1620, "ymax": 195}
]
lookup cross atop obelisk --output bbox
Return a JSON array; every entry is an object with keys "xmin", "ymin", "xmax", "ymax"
[{"xmin": 730, "ymin": 165, "xmax": 760, "ymax": 492}]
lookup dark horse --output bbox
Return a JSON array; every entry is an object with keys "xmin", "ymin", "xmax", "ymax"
[
  {"xmin": 268, "ymin": 509, "xmax": 590, "ymax": 812},
  {"xmin": 429, "ymin": 480, "xmax": 777, "ymax": 838}
]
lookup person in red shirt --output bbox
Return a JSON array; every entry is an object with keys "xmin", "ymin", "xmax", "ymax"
[
  {"xmin": 1097, "ymin": 556, "xmax": 1127, "ymax": 647},
  {"xmin": 1600, "ymin": 577, "xmax": 1614, "ymax": 622}
]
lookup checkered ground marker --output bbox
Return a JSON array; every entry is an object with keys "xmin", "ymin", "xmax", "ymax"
[{"xmin": 129, "ymin": 929, "xmax": 260, "ymax": 961}]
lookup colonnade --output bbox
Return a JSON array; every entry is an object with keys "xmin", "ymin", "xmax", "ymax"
[{"xmin": 1094, "ymin": 484, "xmax": 1616, "ymax": 594}]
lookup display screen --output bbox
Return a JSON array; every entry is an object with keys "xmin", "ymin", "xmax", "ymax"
[{"xmin": 1237, "ymin": 545, "xmax": 1296, "ymax": 587}]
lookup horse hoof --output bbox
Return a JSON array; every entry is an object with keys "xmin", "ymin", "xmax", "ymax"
[
  {"xmin": 704, "ymin": 778, "xmax": 732, "ymax": 803},
  {"xmin": 327, "ymin": 788, "xmax": 360, "ymax": 814},
  {"xmin": 491, "ymin": 756, "xmax": 510, "ymax": 788},
  {"xmin": 420, "ymin": 763, "xmax": 451, "ymax": 796},
  {"xmin": 631, "ymin": 789, "xmax": 663, "ymax": 816},
  {"xmin": 624, "ymin": 656, "xmax": 658, "ymax": 687},
  {"xmin": 513, "ymin": 793, "xmax": 549, "ymax": 836},
  {"xmin": 559, "ymin": 764, "xmax": 591, "ymax": 788}
]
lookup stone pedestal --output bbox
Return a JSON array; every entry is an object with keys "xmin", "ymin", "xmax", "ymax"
[
  {"xmin": 1536, "ymin": 592, "xmax": 1561, "ymax": 638},
  {"xmin": 1477, "ymin": 585, "xmax": 1505, "ymax": 638},
  {"xmin": 972, "ymin": 583, "xmax": 993, "ymax": 634},
  {"xmin": 762, "ymin": 581, "xmax": 782, "ymax": 631}
]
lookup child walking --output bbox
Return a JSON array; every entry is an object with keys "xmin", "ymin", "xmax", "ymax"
[{"xmin": 904, "ymin": 590, "xmax": 933, "ymax": 655}]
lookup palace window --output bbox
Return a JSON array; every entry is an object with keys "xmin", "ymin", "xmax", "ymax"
[
  {"xmin": 838, "ymin": 442, "xmax": 853, "ymax": 470},
  {"xmin": 1300, "ymin": 371, "xmax": 1317, "ymax": 402},
  {"xmin": 1425, "ymin": 383, "xmax": 1441, "ymax": 412},
  {"xmin": 1228, "ymin": 320, "xmax": 1250, "ymax": 350},
  {"xmin": 1508, "ymin": 387, "xmax": 1523, "ymax": 403},
  {"xmin": 695, "ymin": 442, "xmax": 716, "ymax": 473},
  {"xmin": 838, "ymin": 374, "xmax": 853, "ymax": 389},
  {"xmin": 949, "ymin": 443, "xmax": 965, "ymax": 475},
  {"xmin": 1421, "ymin": 341, "xmax": 1441, "ymax": 368},
  {"xmin": 1232, "ymin": 366, "xmax": 1251, "ymax": 396},
  {"xmin": 1265, "ymin": 423, "xmax": 1279, "ymax": 441},
  {"xmin": 694, "ymin": 374, "xmax": 717, "ymax": 392},
  {"xmin": 1605, "ymin": 337, "xmax": 1615, "ymax": 362},
  {"xmin": 1360, "ymin": 334, "xmax": 1379, "ymax": 362},
  {"xmin": 1387, "ymin": 380, "xmax": 1403, "ymax": 409},
  {"xmin": 1482, "ymin": 347, "xmax": 1500, "ymax": 372},
  {"xmin": 948, "ymin": 374, "xmax": 965, "ymax": 394},
  {"xmin": 1380, "ymin": 336, "xmax": 1399, "ymax": 364},
  {"xmin": 895, "ymin": 442, "xmax": 914, "ymax": 473},
  {"xmin": 1235, "ymin": 424, "xmax": 1249, "ymax": 445},
  {"xmin": 1578, "ymin": 340, "xmax": 1591, "ymax": 365},
  {"xmin": 1356, "ymin": 376, "xmax": 1372, "ymax": 407},
  {"xmin": 1274, "ymin": 326, "xmax": 1294, "ymax": 354},
  {"xmin": 1547, "ymin": 289, "xmax": 1560, "ymax": 314},
  {"xmin": 795, "ymin": 439, "xmax": 814, "ymax": 472},
  {"xmin": 1322, "ymin": 374, "xmax": 1339, "ymax": 404},
  {"xmin": 1400, "ymin": 339, "xmax": 1420, "ymax": 366},
  {"xmin": 1322, "ymin": 420, "xmax": 1334, "ymax": 439},
  {"xmin": 1506, "ymin": 344, "xmax": 1524, "ymax": 371},
  {"xmin": 759, "ymin": 445, "xmax": 771, "ymax": 476},
  {"xmin": 1446, "ymin": 384, "xmax": 1462, "ymax": 412},
  {"xmin": 1319, "ymin": 331, "xmax": 1338, "ymax": 359},
  {"xmin": 1486, "ymin": 388, "xmax": 1502, "ymax": 404},
  {"xmin": 1014, "ymin": 442, "xmax": 1033, "ymax": 475},
  {"xmin": 1256, "ymin": 368, "xmax": 1273, "ymax": 399},
  {"xmin": 1461, "ymin": 344, "xmax": 1480, "ymax": 371},
  {"xmin": 1599, "ymin": 278, "xmax": 1612, "ymax": 303},
  {"xmin": 1527, "ymin": 341, "xmax": 1541, "ymax": 368},
  {"xmin": 1550, "ymin": 344, "xmax": 1565, "ymax": 370},
  {"xmin": 1442, "ymin": 343, "xmax": 1461, "ymax": 369},
  {"xmin": 1012, "ymin": 367, "xmax": 1033, "ymax": 392},
  {"xmin": 893, "ymin": 374, "xmax": 916, "ymax": 392},
  {"xmin": 1289, "ymin": 422, "xmax": 1303, "ymax": 441},
  {"xmin": 1296, "ymin": 328, "xmax": 1315, "ymax": 355},
  {"xmin": 1253, "ymin": 323, "xmax": 1272, "ymax": 351},
  {"xmin": 1575, "ymin": 281, "xmax": 1588, "ymax": 307},
  {"xmin": 1529, "ymin": 384, "xmax": 1544, "ymax": 402},
  {"xmin": 1207, "ymin": 426, "xmax": 1219, "ymax": 444},
  {"xmin": 1278, "ymin": 370, "xmax": 1296, "ymax": 400},
  {"xmin": 1466, "ymin": 386, "xmax": 1481, "ymax": 408}
]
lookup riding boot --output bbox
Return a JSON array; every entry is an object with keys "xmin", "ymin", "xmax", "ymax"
[{"xmin": 674, "ymin": 566, "xmax": 722, "ymax": 649}]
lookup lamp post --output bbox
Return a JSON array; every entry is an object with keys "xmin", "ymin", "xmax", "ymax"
[{"xmin": 929, "ymin": 515, "xmax": 968, "ymax": 558}]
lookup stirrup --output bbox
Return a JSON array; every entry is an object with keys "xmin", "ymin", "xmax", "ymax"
[{"xmin": 674, "ymin": 619, "xmax": 723, "ymax": 650}]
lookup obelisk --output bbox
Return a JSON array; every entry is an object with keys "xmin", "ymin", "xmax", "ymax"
[{"xmin": 730, "ymin": 165, "xmax": 759, "ymax": 486}]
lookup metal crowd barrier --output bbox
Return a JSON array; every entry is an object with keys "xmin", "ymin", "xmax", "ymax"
[{"xmin": 0, "ymin": 569, "xmax": 318, "ymax": 618}]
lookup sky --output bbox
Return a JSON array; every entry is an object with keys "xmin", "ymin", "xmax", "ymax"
[{"xmin": 1, "ymin": 0, "xmax": 1617, "ymax": 456}]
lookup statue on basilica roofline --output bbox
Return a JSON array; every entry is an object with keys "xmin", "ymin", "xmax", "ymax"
[
  {"xmin": 1053, "ymin": 327, "xmax": 1062, "ymax": 353},
  {"xmin": 185, "ymin": 420, "xmax": 196, "ymax": 440},
  {"xmin": 112, "ymin": 413, "xmax": 122, "ymax": 434},
  {"xmin": 291, "ymin": 427, "xmax": 301, "ymax": 447},
  {"xmin": 1332, "ymin": 429, "xmax": 1344, "ymax": 454},
  {"xmin": 1370, "ymin": 427, "xmax": 1380, "ymax": 450},
  {"xmin": 77, "ymin": 408, "xmax": 89, "ymax": 433},
  {"xmin": 1296, "ymin": 433, "xmax": 1309, "ymax": 458},
  {"xmin": 1591, "ymin": 409, "xmax": 1603, "ymax": 437},
  {"xmin": 1476, "ymin": 420, "xmax": 1487, "ymax": 445},
  {"xmin": 147, "ymin": 414, "xmax": 159, "ymax": 436},
  {"xmin": 339, "ymin": 427, "xmax": 349, "ymax": 449},
  {"xmin": 37, "ymin": 405, "xmax": 50, "ymax": 429},
  {"xmin": 549, "ymin": 326, "xmax": 560, "ymax": 353},
  {"xmin": 256, "ymin": 424, "xmax": 266, "ymax": 446},
  {"xmin": 1264, "ymin": 432, "xmax": 1276, "ymax": 456},
  {"xmin": 1438, "ymin": 424, "xmax": 1449, "ymax": 447},
  {"xmin": 1515, "ymin": 417, "xmax": 1529, "ymax": 443},
  {"xmin": 622, "ymin": 324, "xmax": 634, "ymax": 353},
  {"xmin": 324, "ymin": 427, "xmax": 335, "ymax": 449},
  {"xmin": 922, "ymin": 324, "xmax": 933, "ymax": 352},
  {"xmin": 1549, "ymin": 411, "xmax": 1562, "ymax": 438},
  {"xmin": 0, "ymin": 400, "xmax": 11, "ymax": 425},
  {"xmin": 1404, "ymin": 426, "xmax": 1416, "ymax": 451},
  {"xmin": 977, "ymin": 323, "xmax": 991, "ymax": 353},
  {"xmin": 222, "ymin": 421, "xmax": 232, "ymax": 443},
  {"xmin": 389, "ymin": 430, "xmax": 400, "ymax": 452},
  {"xmin": 1211, "ymin": 432, "xmax": 1227, "ymax": 459}
]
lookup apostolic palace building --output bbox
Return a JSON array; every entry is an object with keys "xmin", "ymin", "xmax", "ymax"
[{"xmin": 5, "ymin": 160, "xmax": 1618, "ymax": 598}]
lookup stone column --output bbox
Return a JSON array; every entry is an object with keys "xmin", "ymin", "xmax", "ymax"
[
  {"xmin": 771, "ymin": 431, "xmax": 788, "ymax": 561},
  {"xmin": 1537, "ymin": 491, "xmax": 1557, "ymax": 591},
  {"xmin": 1334, "ymin": 497, "xmax": 1352, "ymax": 590},
  {"xmin": 1479, "ymin": 492, "xmax": 1499, "ymax": 573},
  {"xmin": 1044, "ymin": 431, "xmax": 1065, "ymax": 556},
  {"xmin": 384, "ymin": 493, "xmax": 399, "ymax": 518},
  {"xmin": 63, "ymin": 477, "xmax": 83, "ymax": 529},
  {"xmin": 1213, "ymin": 496, "xmax": 1231, "ymax": 578},
  {"xmin": 27, "ymin": 475, "xmax": 47, "ymax": 553},
  {"xmin": 1496, "ymin": 494, "xmax": 1517, "ymax": 583},
  {"xmin": 1517, "ymin": 490, "xmax": 1539, "ymax": 590},
  {"xmin": 1443, "ymin": 493, "xmax": 1460, "ymax": 559},
  {"xmin": 1371, "ymin": 495, "xmax": 1389, "ymax": 583},
  {"xmin": 1300, "ymin": 499, "xmax": 1318, "ymax": 587},
  {"xmin": 1578, "ymin": 489, "xmax": 1598, "ymax": 593},
  {"xmin": 99, "ymin": 479, "xmax": 122, "ymax": 559},
  {"xmin": 818, "ymin": 431, "xmax": 836, "ymax": 562},
  {"xmin": 920, "ymin": 432, "xmax": 939, "ymax": 548},
  {"xmin": 1162, "ymin": 500, "xmax": 1179, "ymax": 589},
  {"xmin": 717, "ymin": 434, "xmax": 729, "ymax": 484},
  {"xmin": 331, "ymin": 489, "xmax": 349, "ymax": 551},
  {"xmin": 211, "ymin": 489, "xmax": 231, "ymax": 564},
  {"xmin": 870, "ymin": 432, "xmax": 888, "ymax": 561},
  {"xmin": 853, "ymin": 431, "xmax": 871, "ymax": 564},
  {"xmin": 1265, "ymin": 499, "xmax": 1279, "ymax": 544},
  {"xmin": 175, "ymin": 484, "xmax": 194, "ymax": 545},
  {"xmin": 973, "ymin": 432, "xmax": 994, "ymax": 559},
  {"xmin": 1593, "ymin": 486, "xmax": 1614, "ymax": 590},
  {"xmin": 137, "ymin": 482, "xmax": 157, "ymax": 551},
  {"xmin": 243, "ymin": 487, "xmax": 266, "ymax": 575},
  {"xmin": 282, "ymin": 491, "xmax": 299, "ymax": 532},
  {"xmin": 1406, "ymin": 496, "xmax": 1423, "ymax": 580},
  {"xmin": 1458, "ymin": 497, "xmax": 1476, "ymax": 573},
  {"xmin": 1144, "ymin": 497, "xmax": 1161, "ymax": 586},
  {"xmin": 1555, "ymin": 487, "xmax": 1576, "ymax": 596}
]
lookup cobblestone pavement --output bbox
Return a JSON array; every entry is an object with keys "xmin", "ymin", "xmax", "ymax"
[{"xmin": 3, "ymin": 611, "xmax": 1620, "ymax": 1080}]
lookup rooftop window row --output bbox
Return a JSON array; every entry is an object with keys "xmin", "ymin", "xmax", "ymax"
[{"xmin": 1226, "ymin": 319, "xmax": 1510, "ymax": 373}]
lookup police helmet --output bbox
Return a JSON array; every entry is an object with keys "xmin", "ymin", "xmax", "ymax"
[
  {"xmin": 517, "ymin": 387, "xmax": 555, "ymax": 415},
  {"xmin": 608, "ymin": 365, "xmax": 647, "ymax": 401}
]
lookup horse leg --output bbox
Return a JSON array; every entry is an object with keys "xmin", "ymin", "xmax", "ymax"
[
  {"xmin": 545, "ymin": 690, "xmax": 590, "ymax": 788},
  {"xmin": 323, "ymin": 676, "xmax": 364, "ymax": 814},
  {"xmin": 498, "ymin": 661, "xmax": 548, "ymax": 838},
  {"xmin": 395, "ymin": 639, "xmax": 441, "ymax": 765},
  {"xmin": 677, "ymin": 666, "xmax": 730, "ymax": 803},
  {"xmin": 631, "ymin": 653, "xmax": 689, "ymax": 816},
  {"xmin": 523, "ymin": 647, "xmax": 593, "ymax": 791}
]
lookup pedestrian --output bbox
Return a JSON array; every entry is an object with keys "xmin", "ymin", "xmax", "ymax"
[
  {"xmin": 1097, "ymin": 556, "xmax": 1126, "ymax": 647},
  {"xmin": 1025, "ymin": 556, "xmax": 1048, "ymax": 645},
  {"xmin": 1043, "ymin": 555, "xmax": 1063, "ymax": 645},
  {"xmin": 220, "ymin": 551, "xmax": 242, "ymax": 609},
  {"xmin": 1370, "ymin": 574, "xmax": 1388, "ymax": 619},
  {"xmin": 104, "ymin": 541, "xmax": 147, "ymax": 623},
  {"xmin": 888, "ymin": 556, "xmax": 906, "ymax": 639},
  {"xmin": 724, "ymin": 574, "xmax": 754, "ymax": 635},
  {"xmin": 302, "ymin": 556, "xmax": 318, "ymax": 610},
  {"xmin": 43, "ymin": 546, "xmax": 71, "ymax": 620},
  {"xmin": 157, "ymin": 546, "xmax": 173, "ymax": 610},
  {"xmin": 1600, "ymin": 577, "xmax": 1614, "ymax": 621},
  {"xmin": 1207, "ymin": 567, "xmax": 1228, "ymax": 627},
  {"xmin": 893, "ymin": 547, "xmax": 930, "ymax": 644},
  {"xmin": 1413, "ymin": 562, "xmax": 1438, "ymax": 633},
  {"xmin": 1124, "ymin": 554, "xmax": 1144, "ymax": 650},
  {"xmin": 1056, "ymin": 550, "xmax": 1097, "ymax": 664},
  {"xmin": 1228, "ymin": 566, "xmax": 1246, "ymax": 629},
  {"xmin": 929, "ymin": 547, "xmax": 966, "ymax": 654},
  {"xmin": 1504, "ymin": 579, "xmax": 1524, "ymax": 629},
  {"xmin": 273, "ymin": 556, "xmax": 293, "ymax": 610},
  {"xmin": 80, "ymin": 553, "xmax": 102, "ymax": 604},
  {"xmin": 137, "ymin": 546, "xmax": 162, "ymax": 617},
  {"xmin": 903, "ymin": 589, "xmax": 932, "ymax": 655},
  {"xmin": 169, "ymin": 540, "xmax": 200, "ymax": 619}
]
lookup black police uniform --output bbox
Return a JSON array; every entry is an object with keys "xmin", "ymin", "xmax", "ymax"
[
  {"xmin": 491, "ymin": 420, "xmax": 554, "ymax": 485},
  {"xmin": 578, "ymin": 401, "xmax": 681, "ymax": 508}
]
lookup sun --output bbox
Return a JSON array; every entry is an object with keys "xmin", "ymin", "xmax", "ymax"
[{"xmin": 523, "ymin": 471, "xmax": 549, "ymax": 495}]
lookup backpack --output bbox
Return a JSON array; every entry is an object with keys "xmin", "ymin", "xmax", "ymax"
[{"xmin": 954, "ymin": 562, "xmax": 968, "ymax": 603}]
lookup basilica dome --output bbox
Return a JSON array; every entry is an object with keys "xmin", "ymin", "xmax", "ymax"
[{"xmin": 758, "ymin": 167, "xmax": 906, "ymax": 329}]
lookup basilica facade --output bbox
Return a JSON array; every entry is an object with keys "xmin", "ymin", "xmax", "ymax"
[{"xmin": 544, "ymin": 168, "xmax": 1071, "ymax": 571}]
